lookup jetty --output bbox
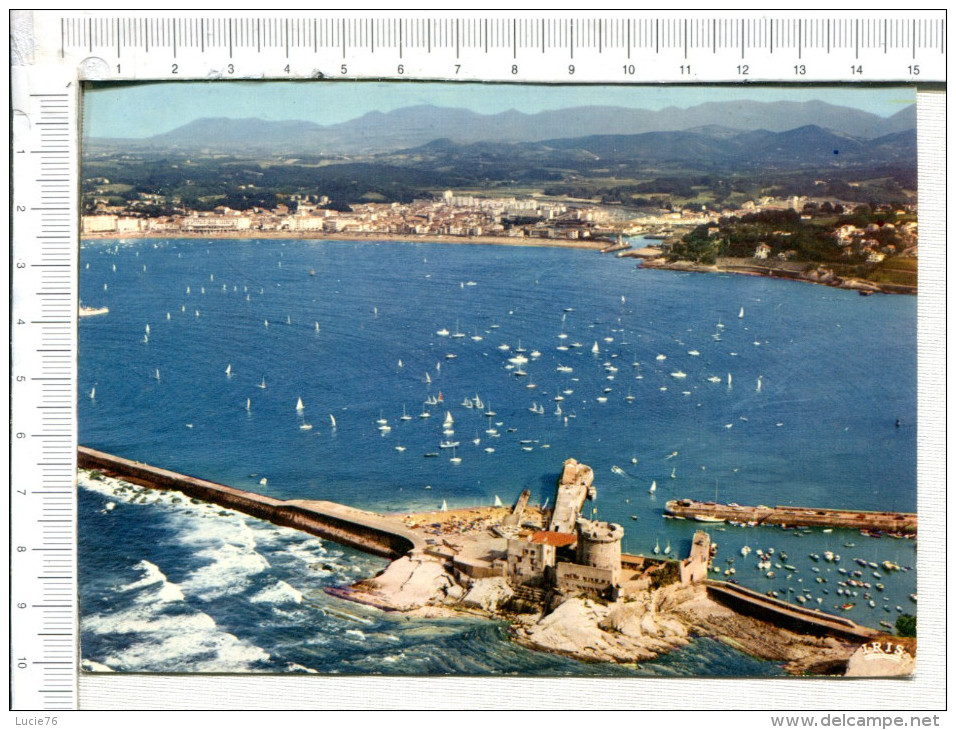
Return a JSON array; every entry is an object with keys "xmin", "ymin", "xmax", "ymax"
[
  {"xmin": 704, "ymin": 580, "xmax": 878, "ymax": 643},
  {"xmin": 78, "ymin": 445, "xmax": 425, "ymax": 559},
  {"xmin": 664, "ymin": 498, "xmax": 916, "ymax": 535}
]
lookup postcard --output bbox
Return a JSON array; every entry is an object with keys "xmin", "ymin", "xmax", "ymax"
[{"xmin": 76, "ymin": 80, "xmax": 919, "ymax": 688}]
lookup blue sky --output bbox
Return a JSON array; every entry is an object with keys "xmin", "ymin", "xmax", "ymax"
[{"xmin": 84, "ymin": 81, "xmax": 914, "ymax": 139}]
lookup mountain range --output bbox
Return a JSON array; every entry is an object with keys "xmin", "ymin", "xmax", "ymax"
[{"xmin": 87, "ymin": 100, "xmax": 916, "ymax": 156}]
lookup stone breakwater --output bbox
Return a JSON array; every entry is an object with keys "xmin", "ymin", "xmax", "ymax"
[
  {"xmin": 78, "ymin": 446, "xmax": 424, "ymax": 560},
  {"xmin": 665, "ymin": 499, "xmax": 917, "ymax": 535}
]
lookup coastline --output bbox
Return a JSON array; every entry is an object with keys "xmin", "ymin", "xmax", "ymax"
[
  {"xmin": 82, "ymin": 231, "xmax": 916, "ymax": 294},
  {"xmin": 638, "ymin": 256, "xmax": 918, "ymax": 295},
  {"xmin": 82, "ymin": 229, "xmax": 608, "ymax": 251}
]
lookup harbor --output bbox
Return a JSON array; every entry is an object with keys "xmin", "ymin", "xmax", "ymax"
[{"xmin": 664, "ymin": 499, "xmax": 916, "ymax": 536}]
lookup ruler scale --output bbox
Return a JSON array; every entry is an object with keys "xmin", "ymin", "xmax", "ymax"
[
  {"xmin": 11, "ymin": 77, "xmax": 80, "ymax": 711},
  {"xmin": 9, "ymin": 9, "xmax": 945, "ymax": 711},
  {"xmin": 36, "ymin": 11, "xmax": 946, "ymax": 82}
]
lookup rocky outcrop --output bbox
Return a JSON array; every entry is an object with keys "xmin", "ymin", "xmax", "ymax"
[
  {"xmin": 639, "ymin": 258, "xmax": 915, "ymax": 294},
  {"xmin": 459, "ymin": 577, "xmax": 514, "ymax": 612},
  {"xmin": 671, "ymin": 585, "xmax": 868, "ymax": 675},
  {"xmin": 514, "ymin": 585, "xmax": 694, "ymax": 664},
  {"xmin": 347, "ymin": 556, "xmax": 455, "ymax": 611},
  {"xmin": 845, "ymin": 643, "xmax": 915, "ymax": 677}
]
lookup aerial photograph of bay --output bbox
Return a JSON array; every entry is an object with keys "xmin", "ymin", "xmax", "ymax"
[{"xmin": 77, "ymin": 81, "xmax": 918, "ymax": 678}]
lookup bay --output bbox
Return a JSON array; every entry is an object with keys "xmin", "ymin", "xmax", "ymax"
[{"xmin": 78, "ymin": 237, "xmax": 917, "ymax": 674}]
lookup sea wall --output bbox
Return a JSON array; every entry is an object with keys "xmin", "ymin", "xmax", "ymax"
[
  {"xmin": 78, "ymin": 446, "xmax": 423, "ymax": 560},
  {"xmin": 705, "ymin": 580, "xmax": 877, "ymax": 643},
  {"xmin": 665, "ymin": 499, "xmax": 916, "ymax": 534}
]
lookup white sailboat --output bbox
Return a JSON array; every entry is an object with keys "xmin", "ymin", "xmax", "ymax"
[
  {"xmin": 449, "ymin": 448, "xmax": 461, "ymax": 465},
  {"xmin": 258, "ymin": 377, "xmax": 267, "ymax": 389},
  {"xmin": 315, "ymin": 322, "xmax": 320, "ymax": 333},
  {"xmin": 727, "ymin": 373, "xmax": 732, "ymax": 388},
  {"xmin": 649, "ymin": 480, "xmax": 657, "ymax": 494},
  {"xmin": 425, "ymin": 372, "xmax": 432, "ymax": 384},
  {"xmin": 441, "ymin": 500, "xmax": 448, "ymax": 512},
  {"xmin": 494, "ymin": 495, "xmax": 504, "ymax": 507},
  {"xmin": 296, "ymin": 397, "xmax": 304, "ymax": 412},
  {"xmin": 592, "ymin": 341, "xmax": 600, "ymax": 355},
  {"xmin": 89, "ymin": 386, "xmax": 95, "ymax": 399},
  {"xmin": 330, "ymin": 414, "xmax": 337, "ymax": 428},
  {"xmin": 653, "ymin": 539, "xmax": 661, "ymax": 555},
  {"xmin": 246, "ymin": 398, "xmax": 251, "ymax": 412},
  {"xmin": 443, "ymin": 411, "xmax": 454, "ymax": 429},
  {"xmin": 670, "ymin": 467, "xmax": 676, "ymax": 479},
  {"xmin": 400, "ymin": 405, "xmax": 412, "ymax": 421},
  {"xmin": 225, "ymin": 364, "xmax": 232, "ymax": 376},
  {"xmin": 739, "ymin": 306, "xmax": 745, "ymax": 319},
  {"xmin": 756, "ymin": 376, "xmax": 763, "ymax": 393},
  {"xmin": 663, "ymin": 540, "xmax": 671, "ymax": 555},
  {"xmin": 154, "ymin": 369, "xmax": 161, "ymax": 381}
]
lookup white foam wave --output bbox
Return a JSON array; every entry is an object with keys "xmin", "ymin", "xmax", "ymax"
[
  {"xmin": 84, "ymin": 604, "xmax": 270, "ymax": 673},
  {"xmin": 179, "ymin": 543, "xmax": 271, "ymax": 601},
  {"xmin": 379, "ymin": 652, "xmax": 408, "ymax": 664},
  {"xmin": 81, "ymin": 659, "xmax": 114, "ymax": 672},
  {"xmin": 118, "ymin": 560, "xmax": 185, "ymax": 603},
  {"xmin": 250, "ymin": 580, "xmax": 304, "ymax": 605},
  {"xmin": 286, "ymin": 662, "xmax": 319, "ymax": 674}
]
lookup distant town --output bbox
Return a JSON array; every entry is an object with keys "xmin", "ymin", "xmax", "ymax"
[
  {"xmin": 82, "ymin": 188, "xmax": 917, "ymax": 292},
  {"xmin": 82, "ymin": 188, "xmax": 704, "ymax": 240},
  {"xmin": 83, "ymin": 188, "xmax": 913, "ymax": 256}
]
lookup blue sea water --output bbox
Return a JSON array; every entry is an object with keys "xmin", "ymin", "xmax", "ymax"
[{"xmin": 77, "ymin": 237, "xmax": 917, "ymax": 675}]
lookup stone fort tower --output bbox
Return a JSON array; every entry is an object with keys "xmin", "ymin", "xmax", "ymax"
[{"xmin": 575, "ymin": 518, "xmax": 624, "ymax": 586}]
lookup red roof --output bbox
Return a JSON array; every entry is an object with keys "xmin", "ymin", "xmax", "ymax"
[{"xmin": 530, "ymin": 531, "xmax": 577, "ymax": 547}]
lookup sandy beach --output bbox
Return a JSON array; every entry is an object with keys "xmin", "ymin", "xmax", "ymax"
[{"xmin": 83, "ymin": 229, "xmax": 609, "ymax": 251}]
